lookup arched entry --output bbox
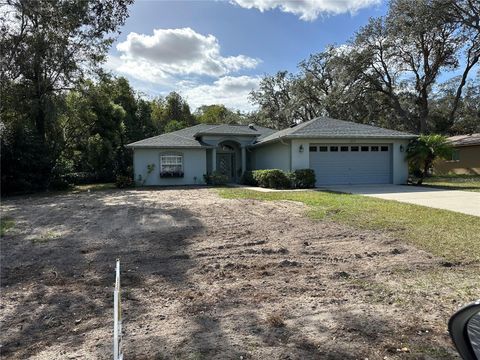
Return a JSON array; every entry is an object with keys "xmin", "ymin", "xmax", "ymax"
[{"xmin": 216, "ymin": 140, "xmax": 241, "ymax": 182}]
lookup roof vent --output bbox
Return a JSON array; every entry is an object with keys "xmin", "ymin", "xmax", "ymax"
[
  {"xmin": 248, "ymin": 123, "xmax": 256, "ymax": 130},
  {"xmin": 289, "ymin": 123, "xmax": 298, "ymax": 128}
]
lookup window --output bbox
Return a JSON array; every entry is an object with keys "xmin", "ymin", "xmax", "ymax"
[
  {"xmin": 371, "ymin": 146, "xmax": 379, "ymax": 152},
  {"xmin": 330, "ymin": 146, "xmax": 338, "ymax": 152},
  {"xmin": 319, "ymin": 146, "xmax": 328, "ymax": 152},
  {"xmin": 351, "ymin": 146, "xmax": 359, "ymax": 152},
  {"xmin": 160, "ymin": 154, "xmax": 183, "ymax": 177},
  {"xmin": 381, "ymin": 146, "xmax": 389, "ymax": 152},
  {"xmin": 340, "ymin": 146, "xmax": 349, "ymax": 152},
  {"xmin": 449, "ymin": 150, "xmax": 460, "ymax": 161},
  {"xmin": 309, "ymin": 146, "xmax": 317, "ymax": 152},
  {"xmin": 361, "ymin": 146, "xmax": 369, "ymax": 152}
]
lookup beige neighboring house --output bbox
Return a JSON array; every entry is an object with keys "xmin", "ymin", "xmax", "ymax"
[{"xmin": 435, "ymin": 134, "xmax": 480, "ymax": 175}]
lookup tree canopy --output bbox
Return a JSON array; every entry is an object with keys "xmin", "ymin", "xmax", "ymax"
[
  {"xmin": 1, "ymin": 0, "xmax": 478, "ymax": 194},
  {"xmin": 250, "ymin": 0, "xmax": 480, "ymax": 134}
]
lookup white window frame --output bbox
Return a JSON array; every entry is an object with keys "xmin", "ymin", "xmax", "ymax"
[{"xmin": 160, "ymin": 153, "xmax": 183, "ymax": 174}]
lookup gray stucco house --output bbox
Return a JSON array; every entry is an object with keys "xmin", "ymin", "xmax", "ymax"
[{"xmin": 126, "ymin": 117, "xmax": 415, "ymax": 187}]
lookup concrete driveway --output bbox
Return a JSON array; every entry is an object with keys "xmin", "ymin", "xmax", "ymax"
[{"xmin": 322, "ymin": 184, "xmax": 480, "ymax": 217}]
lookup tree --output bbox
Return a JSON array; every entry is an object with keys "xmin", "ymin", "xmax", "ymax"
[
  {"xmin": 0, "ymin": 0, "xmax": 133, "ymax": 141},
  {"xmin": 386, "ymin": 0, "xmax": 462, "ymax": 133},
  {"xmin": 406, "ymin": 134, "xmax": 453, "ymax": 181},
  {"xmin": 442, "ymin": 0, "xmax": 480, "ymax": 124},
  {"xmin": 164, "ymin": 120, "xmax": 187, "ymax": 133},
  {"xmin": 164, "ymin": 92, "xmax": 195, "ymax": 127},
  {"xmin": 195, "ymin": 104, "xmax": 246, "ymax": 124},
  {"xmin": 59, "ymin": 78, "xmax": 127, "ymax": 180},
  {"xmin": 0, "ymin": 0, "xmax": 133, "ymax": 193},
  {"xmin": 250, "ymin": 0, "xmax": 479, "ymax": 134},
  {"xmin": 250, "ymin": 71, "xmax": 303, "ymax": 129},
  {"xmin": 150, "ymin": 92, "xmax": 196, "ymax": 133}
]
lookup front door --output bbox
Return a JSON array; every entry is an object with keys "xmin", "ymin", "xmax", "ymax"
[{"xmin": 217, "ymin": 153, "xmax": 234, "ymax": 181}]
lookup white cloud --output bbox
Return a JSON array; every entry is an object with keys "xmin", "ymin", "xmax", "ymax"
[
  {"xmin": 108, "ymin": 27, "xmax": 260, "ymax": 82},
  {"xmin": 231, "ymin": 0, "xmax": 381, "ymax": 21},
  {"xmin": 180, "ymin": 76, "xmax": 261, "ymax": 112}
]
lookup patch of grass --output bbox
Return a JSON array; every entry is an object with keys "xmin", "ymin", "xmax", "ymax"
[
  {"xmin": 218, "ymin": 189, "xmax": 480, "ymax": 263},
  {"xmin": 31, "ymin": 230, "xmax": 61, "ymax": 244},
  {"xmin": 422, "ymin": 175, "xmax": 480, "ymax": 192},
  {"xmin": 1, "ymin": 217, "xmax": 14, "ymax": 237},
  {"xmin": 73, "ymin": 183, "xmax": 116, "ymax": 192}
]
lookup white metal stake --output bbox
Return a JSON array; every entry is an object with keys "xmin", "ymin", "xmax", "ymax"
[{"xmin": 113, "ymin": 259, "xmax": 123, "ymax": 360}]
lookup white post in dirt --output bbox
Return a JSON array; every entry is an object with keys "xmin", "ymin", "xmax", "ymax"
[{"xmin": 113, "ymin": 259, "xmax": 123, "ymax": 360}]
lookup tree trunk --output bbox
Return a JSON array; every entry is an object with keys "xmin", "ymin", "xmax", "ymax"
[
  {"xmin": 448, "ymin": 55, "xmax": 479, "ymax": 125},
  {"xmin": 418, "ymin": 88, "xmax": 429, "ymax": 134}
]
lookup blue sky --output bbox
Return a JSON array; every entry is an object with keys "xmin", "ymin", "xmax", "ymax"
[{"xmin": 106, "ymin": 0, "xmax": 388, "ymax": 111}]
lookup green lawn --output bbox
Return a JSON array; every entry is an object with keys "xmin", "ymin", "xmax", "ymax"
[
  {"xmin": 422, "ymin": 175, "xmax": 480, "ymax": 192},
  {"xmin": 218, "ymin": 188, "xmax": 480, "ymax": 263}
]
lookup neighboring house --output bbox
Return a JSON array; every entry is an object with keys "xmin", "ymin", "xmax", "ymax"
[
  {"xmin": 434, "ymin": 134, "xmax": 480, "ymax": 175},
  {"xmin": 126, "ymin": 117, "xmax": 415, "ymax": 187}
]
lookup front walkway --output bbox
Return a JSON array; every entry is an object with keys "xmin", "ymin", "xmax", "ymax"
[{"xmin": 321, "ymin": 184, "xmax": 480, "ymax": 217}]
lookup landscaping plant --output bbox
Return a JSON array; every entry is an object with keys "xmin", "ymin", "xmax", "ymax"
[
  {"xmin": 251, "ymin": 169, "xmax": 291, "ymax": 189},
  {"xmin": 289, "ymin": 169, "xmax": 316, "ymax": 189},
  {"xmin": 203, "ymin": 171, "xmax": 229, "ymax": 185},
  {"xmin": 406, "ymin": 135, "xmax": 453, "ymax": 184}
]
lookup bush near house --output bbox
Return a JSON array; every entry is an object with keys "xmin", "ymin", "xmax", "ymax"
[
  {"xmin": 204, "ymin": 171, "xmax": 229, "ymax": 185},
  {"xmin": 115, "ymin": 175, "xmax": 134, "ymax": 188},
  {"xmin": 240, "ymin": 171, "xmax": 257, "ymax": 186},
  {"xmin": 289, "ymin": 169, "xmax": 316, "ymax": 189},
  {"xmin": 251, "ymin": 169, "xmax": 292, "ymax": 189},
  {"xmin": 243, "ymin": 169, "xmax": 316, "ymax": 189}
]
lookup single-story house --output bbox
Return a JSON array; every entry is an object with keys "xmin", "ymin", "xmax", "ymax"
[
  {"xmin": 125, "ymin": 117, "xmax": 415, "ymax": 187},
  {"xmin": 434, "ymin": 133, "xmax": 480, "ymax": 175}
]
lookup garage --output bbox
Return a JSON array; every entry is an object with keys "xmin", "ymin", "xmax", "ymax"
[{"xmin": 309, "ymin": 144, "xmax": 392, "ymax": 185}]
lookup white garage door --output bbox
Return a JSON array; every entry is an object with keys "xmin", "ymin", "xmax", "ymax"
[{"xmin": 309, "ymin": 144, "xmax": 392, "ymax": 186}]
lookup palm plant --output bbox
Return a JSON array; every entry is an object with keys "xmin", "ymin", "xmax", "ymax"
[{"xmin": 406, "ymin": 135, "xmax": 453, "ymax": 183}]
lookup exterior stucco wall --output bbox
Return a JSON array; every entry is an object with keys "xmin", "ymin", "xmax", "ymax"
[
  {"xmin": 290, "ymin": 138, "xmax": 410, "ymax": 184},
  {"xmin": 133, "ymin": 148, "xmax": 207, "ymax": 186},
  {"xmin": 434, "ymin": 145, "xmax": 480, "ymax": 175},
  {"xmin": 251, "ymin": 141, "xmax": 291, "ymax": 171}
]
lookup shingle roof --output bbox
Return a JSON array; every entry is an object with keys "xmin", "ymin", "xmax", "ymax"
[
  {"xmin": 448, "ymin": 133, "xmax": 480, "ymax": 147},
  {"xmin": 126, "ymin": 124, "xmax": 275, "ymax": 148},
  {"xmin": 255, "ymin": 117, "xmax": 415, "ymax": 145},
  {"xmin": 194, "ymin": 124, "xmax": 275, "ymax": 137},
  {"xmin": 126, "ymin": 118, "xmax": 415, "ymax": 148}
]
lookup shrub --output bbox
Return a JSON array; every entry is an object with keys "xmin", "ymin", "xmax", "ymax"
[
  {"xmin": 115, "ymin": 175, "xmax": 133, "ymax": 188},
  {"xmin": 63, "ymin": 172, "xmax": 99, "ymax": 185},
  {"xmin": 252, "ymin": 169, "xmax": 291, "ymax": 189},
  {"xmin": 48, "ymin": 177, "xmax": 72, "ymax": 191},
  {"xmin": 289, "ymin": 169, "xmax": 316, "ymax": 188},
  {"xmin": 203, "ymin": 171, "xmax": 229, "ymax": 185},
  {"xmin": 240, "ymin": 170, "xmax": 257, "ymax": 186},
  {"xmin": 406, "ymin": 134, "xmax": 453, "ymax": 182}
]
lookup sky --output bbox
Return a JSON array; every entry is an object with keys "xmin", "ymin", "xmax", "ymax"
[{"xmin": 105, "ymin": 0, "xmax": 388, "ymax": 112}]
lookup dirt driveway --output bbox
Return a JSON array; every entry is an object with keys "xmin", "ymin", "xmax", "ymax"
[{"xmin": 0, "ymin": 187, "xmax": 474, "ymax": 359}]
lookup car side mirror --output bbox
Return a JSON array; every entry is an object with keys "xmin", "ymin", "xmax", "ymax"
[{"xmin": 449, "ymin": 300, "xmax": 480, "ymax": 359}]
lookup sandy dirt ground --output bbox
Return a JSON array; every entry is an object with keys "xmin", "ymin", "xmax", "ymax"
[{"xmin": 1, "ymin": 187, "xmax": 478, "ymax": 359}]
